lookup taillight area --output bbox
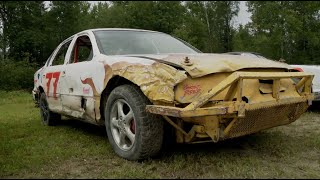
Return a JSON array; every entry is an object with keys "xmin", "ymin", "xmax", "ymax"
[
  {"xmin": 294, "ymin": 67, "xmax": 304, "ymax": 72},
  {"xmin": 291, "ymin": 68, "xmax": 304, "ymax": 86}
]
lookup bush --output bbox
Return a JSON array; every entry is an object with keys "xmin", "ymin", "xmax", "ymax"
[{"xmin": 0, "ymin": 60, "xmax": 38, "ymax": 91}]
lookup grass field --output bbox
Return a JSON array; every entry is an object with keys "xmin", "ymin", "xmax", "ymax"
[{"xmin": 1, "ymin": 91, "xmax": 320, "ymax": 178}]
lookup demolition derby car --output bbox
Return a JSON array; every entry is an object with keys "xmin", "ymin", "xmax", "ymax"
[{"xmin": 32, "ymin": 28, "xmax": 314, "ymax": 160}]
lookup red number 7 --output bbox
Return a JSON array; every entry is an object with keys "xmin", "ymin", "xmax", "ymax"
[{"xmin": 46, "ymin": 71, "xmax": 61, "ymax": 100}]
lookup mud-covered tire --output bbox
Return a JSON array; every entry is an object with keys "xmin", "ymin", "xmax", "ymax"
[
  {"xmin": 104, "ymin": 84, "xmax": 164, "ymax": 161},
  {"xmin": 39, "ymin": 92, "xmax": 61, "ymax": 126}
]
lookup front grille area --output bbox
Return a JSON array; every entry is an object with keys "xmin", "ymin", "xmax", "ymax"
[{"xmin": 225, "ymin": 102, "xmax": 308, "ymax": 139}]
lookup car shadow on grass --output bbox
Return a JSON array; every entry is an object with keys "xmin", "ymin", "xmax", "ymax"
[
  {"xmin": 308, "ymin": 101, "xmax": 320, "ymax": 112},
  {"xmin": 54, "ymin": 116, "xmax": 297, "ymax": 162},
  {"xmin": 154, "ymin": 128, "xmax": 303, "ymax": 163},
  {"xmin": 159, "ymin": 133, "xmax": 273, "ymax": 152},
  {"xmin": 57, "ymin": 117, "xmax": 107, "ymax": 138}
]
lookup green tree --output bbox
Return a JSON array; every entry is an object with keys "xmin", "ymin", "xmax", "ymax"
[
  {"xmin": 174, "ymin": 1, "xmax": 239, "ymax": 53},
  {"xmin": 211, "ymin": 1, "xmax": 239, "ymax": 52},
  {"xmin": 89, "ymin": 2, "xmax": 110, "ymax": 28},
  {"xmin": 247, "ymin": 1, "xmax": 320, "ymax": 64},
  {"xmin": 120, "ymin": 1, "xmax": 185, "ymax": 34},
  {"xmin": 0, "ymin": 1, "xmax": 46, "ymax": 63},
  {"xmin": 233, "ymin": 24, "xmax": 255, "ymax": 51},
  {"xmin": 46, "ymin": 1, "xmax": 83, "ymax": 43}
]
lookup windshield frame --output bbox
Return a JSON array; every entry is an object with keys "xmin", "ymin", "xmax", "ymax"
[{"xmin": 93, "ymin": 29, "xmax": 202, "ymax": 55}]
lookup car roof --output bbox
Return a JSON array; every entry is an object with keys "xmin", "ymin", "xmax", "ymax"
[
  {"xmin": 77, "ymin": 28, "xmax": 164, "ymax": 36},
  {"xmin": 63, "ymin": 28, "xmax": 166, "ymax": 44}
]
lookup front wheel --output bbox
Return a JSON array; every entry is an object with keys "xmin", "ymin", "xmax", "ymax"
[{"xmin": 104, "ymin": 84, "xmax": 164, "ymax": 160}]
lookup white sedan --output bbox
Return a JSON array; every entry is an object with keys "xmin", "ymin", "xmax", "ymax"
[
  {"xmin": 32, "ymin": 28, "xmax": 314, "ymax": 160},
  {"xmin": 291, "ymin": 65, "xmax": 320, "ymax": 101}
]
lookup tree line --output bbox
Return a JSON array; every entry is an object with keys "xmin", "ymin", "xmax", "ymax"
[{"xmin": 0, "ymin": 1, "xmax": 319, "ymax": 90}]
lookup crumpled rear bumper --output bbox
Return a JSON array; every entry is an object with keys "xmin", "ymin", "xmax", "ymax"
[{"xmin": 32, "ymin": 89, "xmax": 39, "ymax": 106}]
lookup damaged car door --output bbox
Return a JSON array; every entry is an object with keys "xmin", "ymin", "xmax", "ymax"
[
  {"xmin": 59, "ymin": 33, "xmax": 104, "ymax": 123},
  {"xmin": 42, "ymin": 39, "xmax": 72, "ymax": 114}
]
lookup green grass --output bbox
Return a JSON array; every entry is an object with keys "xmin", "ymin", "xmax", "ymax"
[{"xmin": 1, "ymin": 90, "xmax": 320, "ymax": 178}]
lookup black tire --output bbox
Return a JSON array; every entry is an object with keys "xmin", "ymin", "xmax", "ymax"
[
  {"xmin": 39, "ymin": 92, "xmax": 61, "ymax": 126},
  {"xmin": 104, "ymin": 84, "xmax": 164, "ymax": 161}
]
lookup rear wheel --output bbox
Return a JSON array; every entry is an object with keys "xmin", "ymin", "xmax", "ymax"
[
  {"xmin": 39, "ymin": 92, "xmax": 61, "ymax": 126},
  {"xmin": 104, "ymin": 84, "xmax": 164, "ymax": 160}
]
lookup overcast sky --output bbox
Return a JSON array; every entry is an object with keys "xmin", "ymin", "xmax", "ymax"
[{"xmin": 234, "ymin": 1, "xmax": 251, "ymax": 27}]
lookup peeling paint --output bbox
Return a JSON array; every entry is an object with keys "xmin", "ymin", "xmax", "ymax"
[
  {"xmin": 80, "ymin": 77, "xmax": 101, "ymax": 121},
  {"xmin": 60, "ymin": 59, "xmax": 188, "ymax": 123},
  {"xmin": 107, "ymin": 61, "xmax": 187, "ymax": 103}
]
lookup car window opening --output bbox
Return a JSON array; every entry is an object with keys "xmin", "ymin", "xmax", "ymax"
[{"xmin": 71, "ymin": 36, "xmax": 93, "ymax": 63}]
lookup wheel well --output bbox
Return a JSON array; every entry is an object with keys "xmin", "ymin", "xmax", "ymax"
[
  {"xmin": 99, "ymin": 76, "xmax": 175, "ymax": 145},
  {"xmin": 36, "ymin": 86, "xmax": 45, "ymax": 102},
  {"xmin": 100, "ymin": 76, "xmax": 136, "ymax": 121},
  {"xmin": 39, "ymin": 86, "xmax": 44, "ymax": 93}
]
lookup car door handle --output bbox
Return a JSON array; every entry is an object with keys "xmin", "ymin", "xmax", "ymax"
[{"xmin": 61, "ymin": 71, "xmax": 66, "ymax": 77}]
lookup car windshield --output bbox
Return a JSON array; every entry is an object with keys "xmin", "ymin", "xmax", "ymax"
[{"xmin": 93, "ymin": 30, "xmax": 200, "ymax": 55}]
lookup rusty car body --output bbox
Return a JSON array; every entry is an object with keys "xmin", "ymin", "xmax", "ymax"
[
  {"xmin": 33, "ymin": 28, "xmax": 314, "ymax": 160},
  {"xmin": 225, "ymin": 52, "xmax": 319, "ymax": 102}
]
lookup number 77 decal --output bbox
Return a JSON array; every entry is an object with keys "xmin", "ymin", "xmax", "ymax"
[{"xmin": 46, "ymin": 72, "xmax": 61, "ymax": 100}]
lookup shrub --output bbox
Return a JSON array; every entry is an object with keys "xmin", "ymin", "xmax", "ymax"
[{"xmin": 0, "ymin": 60, "xmax": 38, "ymax": 91}]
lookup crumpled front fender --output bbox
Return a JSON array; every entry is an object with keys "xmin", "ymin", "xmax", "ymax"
[{"xmin": 103, "ymin": 61, "xmax": 188, "ymax": 103}]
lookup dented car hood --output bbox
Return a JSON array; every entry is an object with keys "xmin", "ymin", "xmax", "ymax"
[{"xmin": 125, "ymin": 53, "xmax": 293, "ymax": 78}]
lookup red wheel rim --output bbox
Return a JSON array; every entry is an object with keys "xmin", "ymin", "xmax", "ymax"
[{"xmin": 130, "ymin": 119, "xmax": 135, "ymax": 134}]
